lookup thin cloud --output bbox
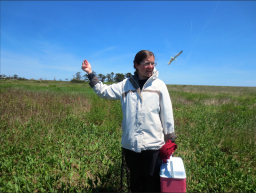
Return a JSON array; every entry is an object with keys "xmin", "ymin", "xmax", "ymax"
[
  {"xmin": 202, "ymin": 1, "xmax": 220, "ymax": 30},
  {"xmin": 1, "ymin": 49, "xmax": 81, "ymax": 76},
  {"xmin": 190, "ymin": 21, "xmax": 193, "ymax": 34},
  {"xmin": 90, "ymin": 46, "xmax": 116, "ymax": 58},
  {"xmin": 194, "ymin": 1, "xmax": 221, "ymax": 45}
]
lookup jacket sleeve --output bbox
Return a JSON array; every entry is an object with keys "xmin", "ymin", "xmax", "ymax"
[
  {"xmin": 88, "ymin": 73, "xmax": 122, "ymax": 100},
  {"xmin": 159, "ymin": 82, "xmax": 177, "ymax": 143}
]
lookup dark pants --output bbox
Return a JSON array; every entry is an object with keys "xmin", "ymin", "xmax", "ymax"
[{"xmin": 123, "ymin": 148, "xmax": 162, "ymax": 193}]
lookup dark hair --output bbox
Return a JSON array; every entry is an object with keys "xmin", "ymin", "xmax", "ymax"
[{"xmin": 133, "ymin": 50, "xmax": 155, "ymax": 70}]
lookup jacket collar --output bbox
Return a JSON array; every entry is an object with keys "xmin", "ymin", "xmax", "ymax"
[
  {"xmin": 132, "ymin": 68, "xmax": 158, "ymax": 84},
  {"xmin": 129, "ymin": 68, "xmax": 159, "ymax": 100}
]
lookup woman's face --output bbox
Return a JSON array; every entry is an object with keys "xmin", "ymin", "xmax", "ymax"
[{"xmin": 135, "ymin": 55, "xmax": 155, "ymax": 80}]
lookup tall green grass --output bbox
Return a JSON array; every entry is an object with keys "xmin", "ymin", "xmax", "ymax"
[
  {"xmin": 168, "ymin": 85, "xmax": 256, "ymax": 192},
  {"xmin": 0, "ymin": 80, "xmax": 255, "ymax": 192},
  {"xmin": 0, "ymin": 80, "xmax": 123, "ymax": 192}
]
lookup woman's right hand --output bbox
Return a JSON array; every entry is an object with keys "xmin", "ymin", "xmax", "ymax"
[{"xmin": 82, "ymin": 59, "xmax": 92, "ymax": 74}]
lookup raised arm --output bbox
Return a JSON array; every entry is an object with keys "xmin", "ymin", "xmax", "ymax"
[{"xmin": 81, "ymin": 59, "xmax": 123, "ymax": 100}]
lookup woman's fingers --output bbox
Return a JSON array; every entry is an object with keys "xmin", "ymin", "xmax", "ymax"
[
  {"xmin": 81, "ymin": 59, "xmax": 92, "ymax": 74},
  {"xmin": 82, "ymin": 59, "xmax": 87, "ymax": 68}
]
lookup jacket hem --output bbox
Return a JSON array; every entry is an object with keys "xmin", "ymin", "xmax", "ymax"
[{"xmin": 122, "ymin": 145, "xmax": 163, "ymax": 153}]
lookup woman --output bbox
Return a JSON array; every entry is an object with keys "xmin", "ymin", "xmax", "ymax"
[{"xmin": 82, "ymin": 50, "xmax": 177, "ymax": 192}]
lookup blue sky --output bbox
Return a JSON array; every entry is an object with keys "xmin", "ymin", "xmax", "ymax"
[{"xmin": 1, "ymin": 1, "xmax": 256, "ymax": 86}]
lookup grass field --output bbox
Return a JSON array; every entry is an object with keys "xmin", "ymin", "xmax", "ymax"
[{"xmin": 0, "ymin": 80, "xmax": 255, "ymax": 192}]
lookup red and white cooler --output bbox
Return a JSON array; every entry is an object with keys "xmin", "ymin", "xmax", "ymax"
[{"xmin": 160, "ymin": 156, "xmax": 186, "ymax": 193}]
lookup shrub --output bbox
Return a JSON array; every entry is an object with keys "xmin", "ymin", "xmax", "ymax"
[{"xmin": 70, "ymin": 79, "xmax": 86, "ymax": 83}]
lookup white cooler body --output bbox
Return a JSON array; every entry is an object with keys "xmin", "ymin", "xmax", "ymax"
[{"xmin": 159, "ymin": 156, "xmax": 186, "ymax": 193}]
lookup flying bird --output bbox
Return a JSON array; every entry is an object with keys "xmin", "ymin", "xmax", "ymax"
[{"xmin": 168, "ymin": 50, "xmax": 183, "ymax": 65}]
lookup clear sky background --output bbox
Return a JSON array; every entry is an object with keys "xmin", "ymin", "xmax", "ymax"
[{"xmin": 1, "ymin": 1, "xmax": 256, "ymax": 86}]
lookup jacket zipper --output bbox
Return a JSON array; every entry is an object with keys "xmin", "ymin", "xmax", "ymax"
[{"xmin": 142, "ymin": 75, "xmax": 155, "ymax": 91}]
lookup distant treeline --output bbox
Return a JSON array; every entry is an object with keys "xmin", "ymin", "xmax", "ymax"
[
  {"xmin": 72, "ymin": 71, "xmax": 133, "ymax": 83},
  {"xmin": 0, "ymin": 74, "xmax": 27, "ymax": 80},
  {"xmin": 1, "ymin": 72, "xmax": 133, "ymax": 83}
]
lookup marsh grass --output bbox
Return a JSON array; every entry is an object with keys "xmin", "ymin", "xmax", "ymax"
[
  {"xmin": 0, "ymin": 80, "xmax": 123, "ymax": 192},
  {"xmin": 169, "ymin": 85, "xmax": 256, "ymax": 192},
  {"xmin": 0, "ymin": 80, "xmax": 255, "ymax": 192},
  {"xmin": 0, "ymin": 89, "xmax": 90, "ymax": 129}
]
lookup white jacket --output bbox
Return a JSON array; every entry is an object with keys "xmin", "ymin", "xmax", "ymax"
[{"xmin": 89, "ymin": 68, "xmax": 176, "ymax": 152}]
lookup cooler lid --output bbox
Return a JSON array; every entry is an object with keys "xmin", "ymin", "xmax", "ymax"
[{"xmin": 160, "ymin": 157, "xmax": 186, "ymax": 179}]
